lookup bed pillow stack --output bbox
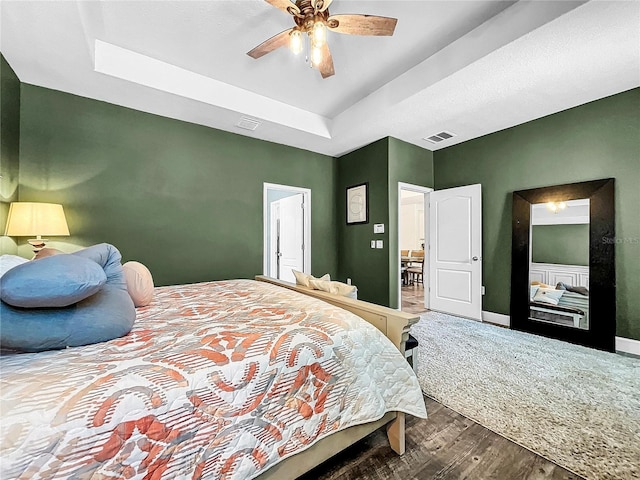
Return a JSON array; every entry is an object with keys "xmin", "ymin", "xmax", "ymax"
[
  {"xmin": 292, "ymin": 270, "xmax": 330, "ymax": 287},
  {"xmin": 532, "ymin": 287, "xmax": 564, "ymax": 306},
  {"xmin": 309, "ymin": 278, "xmax": 358, "ymax": 300},
  {"xmin": 292, "ymin": 270, "xmax": 358, "ymax": 299},
  {"xmin": 0, "ymin": 244, "xmax": 136, "ymax": 353}
]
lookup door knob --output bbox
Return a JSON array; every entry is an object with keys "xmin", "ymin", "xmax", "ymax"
[{"xmin": 472, "ymin": 256, "xmax": 479, "ymax": 261}]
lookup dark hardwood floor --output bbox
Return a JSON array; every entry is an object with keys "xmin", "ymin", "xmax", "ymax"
[
  {"xmin": 296, "ymin": 283, "xmax": 583, "ymax": 480},
  {"xmin": 299, "ymin": 397, "xmax": 582, "ymax": 480}
]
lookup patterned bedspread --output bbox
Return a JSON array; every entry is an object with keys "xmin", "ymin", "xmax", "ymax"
[{"xmin": 0, "ymin": 280, "xmax": 427, "ymax": 479}]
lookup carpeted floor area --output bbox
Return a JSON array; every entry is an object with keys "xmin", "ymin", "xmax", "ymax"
[{"xmin": 410, "ymin": 312, "xmax": 640, "ymax": 480}]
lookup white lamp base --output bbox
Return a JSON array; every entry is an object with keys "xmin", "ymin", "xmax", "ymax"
[{"xmin": 28, "ymin": 238, "xmax": 48, "ymax": 254}]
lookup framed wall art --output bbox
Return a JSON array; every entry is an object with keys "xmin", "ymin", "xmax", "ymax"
[{"xmin": 346, "ymin": 182, "xmax": 369, "ymax": 225}]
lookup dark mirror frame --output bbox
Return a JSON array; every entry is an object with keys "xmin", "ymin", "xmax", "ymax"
[{"xmin": 511, "ymin": 178, "xmax": 615, "ymax": 352}]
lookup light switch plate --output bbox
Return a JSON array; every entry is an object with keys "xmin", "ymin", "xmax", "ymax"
[
  {"xmin": 374, "ymin": 223, "xmax": 385, "ymax": 234},
  {"xmin": 376, "ymin": 240, "xmax": 384, "ymax": 249},
  {"xmin": 371, "ymin": 240, "xmax": 376, "ymax": 248}
]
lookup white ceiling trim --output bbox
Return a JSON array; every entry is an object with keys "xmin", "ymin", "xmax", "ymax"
[{"xmin": 94, "ymin": 40, "xmax": 332, "ymax": 139}]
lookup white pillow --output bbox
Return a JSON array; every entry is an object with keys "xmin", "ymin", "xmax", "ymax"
[
  {"xmin": 0, "ymin": 254, "xmax": 29, "ymax": 279},
  {"xmin": 309, "ymin": 279, "xmax": 358, "ymax": 299},
  {"xmin": 533, "ymin": 287, "xmax": 564, "ymax": 306},
  {"xmin": 292, "ymin": 270, "xmax": 330, "ymax": 287},
  {"xmin": 530, "ymin": 285, "xmax": 540, "ymax": 300}
]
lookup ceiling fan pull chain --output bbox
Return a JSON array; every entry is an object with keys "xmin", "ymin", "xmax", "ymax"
[{"xmin": 305, "ymin": 33, "xmax": 310, "ymax": 66}]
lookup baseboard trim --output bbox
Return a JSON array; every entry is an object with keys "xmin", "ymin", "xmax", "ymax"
[
  {"xmin": 616, "ymin": 336, "xmax": 640, "ymax": 357},
  {"xmin": 482, "ymin": 311, "xmax": 510, "ymax": 327},
  {"xmin": 481, "ymin": 310, "xmax": 640, "ymax": 356}
]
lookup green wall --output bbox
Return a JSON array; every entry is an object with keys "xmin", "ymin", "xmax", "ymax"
[
  {"xmin": 531, "ymin": 224, "xmax": 589, "ymax": 266},
  {"xmin": 336, "ymin": 137, "xmax": 434, "ymax": 307},
  {"xmin": 434, "ymin": 88, "xmax": 640, "ymax": 341},
  {"xmin": 0, "ymin": 54, "xmax": 20, "ymax": 255},
  {"xmin": 337, "ymin": 138, "xmax": 390, "ymax": 305},
  {"xmin": 387, "ymin": 137, "xmax": 434, "ymax": 308},
  {"xmin": 18, "ymin": 84, "xmax": 338, "ymax": 286}
]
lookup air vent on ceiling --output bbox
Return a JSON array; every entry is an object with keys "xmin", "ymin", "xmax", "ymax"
[
  {"xmin": 423, "ymin": 131, "xmax": 456, "ymax": 144},
  {"xmin": 236, "ymin": 117, "xmax": 261, "ymax": 131}
]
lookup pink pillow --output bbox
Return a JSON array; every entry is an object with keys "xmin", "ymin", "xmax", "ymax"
[{"xmin": 122, "ymin": 261, "xmax": 154, "ymax": 307}]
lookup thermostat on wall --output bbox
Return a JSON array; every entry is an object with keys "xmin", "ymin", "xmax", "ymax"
[{"xmin": 374, "ymin": 224, "xmax": 385, "ymax": 234}]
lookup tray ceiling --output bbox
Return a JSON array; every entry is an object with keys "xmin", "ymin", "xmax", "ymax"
[{"xmin": 2, "ymin": 0, "xmax": 638, "ymax": 156}]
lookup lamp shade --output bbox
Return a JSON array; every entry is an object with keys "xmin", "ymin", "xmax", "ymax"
[{"xmin": 4, "ymin": 202, "xmax": 70, "ymax": 237}]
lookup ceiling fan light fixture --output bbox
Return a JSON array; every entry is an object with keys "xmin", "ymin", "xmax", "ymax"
[
  {"xmin": 311, "ymin": 44, "xmax": 323, "ymax": 66},
  {"xmin": 312, "ymin": 19, "xmax": 326, "ymax": 47},
  {"xmin": 248, "ymin": 0, "xmax": 397, "ymax": 79},
  {"xmin": 290, "ymin": 29, "xmax": 303, "ymax": 54}
]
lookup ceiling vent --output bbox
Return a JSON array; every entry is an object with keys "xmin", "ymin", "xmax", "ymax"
[
  {"xmin": 423, "ymin": 131, "xmax": 456, "ymax": 144},
  {"xmin": 236, "ymin": 117, "xmax": 261, "ymax": 131}
]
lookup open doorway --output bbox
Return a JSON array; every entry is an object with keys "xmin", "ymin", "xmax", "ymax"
[
  {"xmin": 263, "ymin": 183, "xmax": 311, "ymax": 283},
  {"xmin": 398, "ymin": 183, "xmax": 432, "ymax": 314}
]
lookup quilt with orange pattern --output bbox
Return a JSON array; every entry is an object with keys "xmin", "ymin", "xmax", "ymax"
[{"xmin": 0, "ymin": 279, "xmax": 426, "ymax": 479}]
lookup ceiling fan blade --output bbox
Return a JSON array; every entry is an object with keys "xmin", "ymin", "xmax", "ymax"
[
  {"xmin": 317, "ymin": 42, "xmax": 335, "ymax": 79},
  {"xmin": 327, "ymin": 14, "xmax": 398, "ymax": 36},
  {"xmin": 265, "ymin": 0, "xmax": 299, "ymax": 15},
  {"xmin": 247, "ymin": 29, "xmax": 293, "ymax": 59},
  {"xmin": 312, "ymin": 0, "xmax": 333, "ymax": 13}
]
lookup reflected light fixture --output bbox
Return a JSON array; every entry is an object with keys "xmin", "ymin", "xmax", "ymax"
[
  {"xmin": 4, "ymin": 202, "xmax": 70, "ymax": 253},
  {"xmin": 546, "ymin": 201, "xmax": 567, "ymax": 214}
]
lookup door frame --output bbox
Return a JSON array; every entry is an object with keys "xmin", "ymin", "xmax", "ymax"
[
  {"xmin": 397, "ymin": 182, "xmax": 433, "ymax": 311},
  {"xmin": 263, "ymin": 183, "xmax": 311, "ymax": 278}
]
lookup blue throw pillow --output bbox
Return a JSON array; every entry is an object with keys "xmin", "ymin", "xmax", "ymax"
[
  {"xmin": 0, "ymin": 285, "xmax": 135, "ymax": 352},
  {"xmin": 1, "ymin": 254, "xmax": 107, "ymax": 308},
  {"xmin": 0, "ymin": 243, "xmax": 136, "ymax": 352}
]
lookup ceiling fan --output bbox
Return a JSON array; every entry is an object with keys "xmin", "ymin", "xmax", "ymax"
[{"xmin": 247, "ymin": 0, "xmax": 397, "ymax": 79}]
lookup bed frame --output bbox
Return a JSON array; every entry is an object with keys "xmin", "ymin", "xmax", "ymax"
[{"xmin": 255, "ymin": 275, "xmax": 420, "ymax": 479}]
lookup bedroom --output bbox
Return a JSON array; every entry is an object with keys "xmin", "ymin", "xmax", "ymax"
[{"xmin": 1, "ymin": 1, "xmax": 639, "ymax": 479}]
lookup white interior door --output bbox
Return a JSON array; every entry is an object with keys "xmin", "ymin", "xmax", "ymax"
[
  {"xmin": 271, "ymin": 193, "xmax": 304, "ymax": 283},
  {"xmin": 429, "ymin": 184, "xmax": 482, "ymax": 320}
]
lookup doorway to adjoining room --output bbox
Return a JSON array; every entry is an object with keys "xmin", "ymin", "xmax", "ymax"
[
  {"xmin": 263, "ymin": 183, "xmax": 311, "ymax": 283},
  {"xmin": 398, "ymin": 183, "xmax": 431, "ymax": 314}
]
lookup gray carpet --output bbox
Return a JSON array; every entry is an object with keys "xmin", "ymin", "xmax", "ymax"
[{"xmin": 411, "ymin": 312, "xmax": 640, "ymax": 480}]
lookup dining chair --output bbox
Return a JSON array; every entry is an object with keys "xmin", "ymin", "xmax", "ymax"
[{"xmin": 407, "ymin": 250, "xmax": 425, "ymax": 284}]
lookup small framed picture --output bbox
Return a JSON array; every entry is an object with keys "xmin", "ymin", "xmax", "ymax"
[{"xmin": 346, "ymin": 182, "xmax": 369, "ymax": 225}]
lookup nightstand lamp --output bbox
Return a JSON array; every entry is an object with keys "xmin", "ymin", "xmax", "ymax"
[{"xmin": 4, "ymin": 202, "xmax": 70, "ymax": 254}]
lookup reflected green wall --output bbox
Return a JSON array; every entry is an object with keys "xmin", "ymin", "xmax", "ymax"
[
  {"xmin": 531, "ymin": 224, "xmax": 589, "ymax": 266},
  {"xmin": 0, "ymin": 54, "xmax": 20, "ymax": 254},
  {"xmin": 434, "ymin": 88, "xmax": 640, "ymax": 340},
  {"xmin": 18, "ymin": 84, "xmax": 338, "ymax": 286}
]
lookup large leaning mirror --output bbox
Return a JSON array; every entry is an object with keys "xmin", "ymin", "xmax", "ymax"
[{"xmin": 511, "ymin": 179, "xmax": 615, "ymax": 352}]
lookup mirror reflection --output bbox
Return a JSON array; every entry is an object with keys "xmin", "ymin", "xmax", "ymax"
[{"xmin": 529, "ymin": 199, "xmax": 590, "ymax": 330}]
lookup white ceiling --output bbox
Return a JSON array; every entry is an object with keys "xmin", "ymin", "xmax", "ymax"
[{"xmin": 1, "ymin": 0, "xmax": 638, "ymax": 157}]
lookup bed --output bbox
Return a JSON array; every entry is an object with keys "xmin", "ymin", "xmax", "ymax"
[
  {"xmin": 0, "ymin": 275, "xmax": 426, "ymax": 479},
  {"xmin": 530, "ymin": 291, "xmax": 589, "ymax": 329}
]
